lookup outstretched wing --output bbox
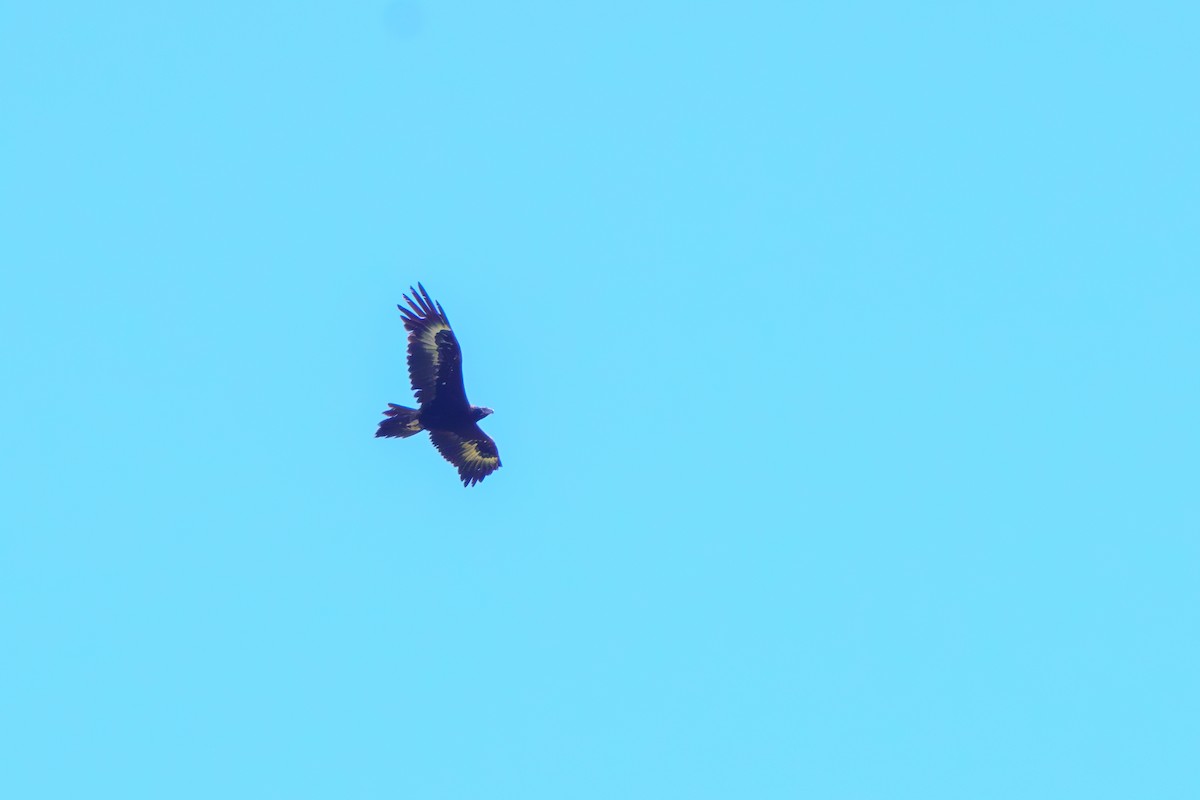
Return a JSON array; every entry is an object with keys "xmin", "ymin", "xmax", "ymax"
[
  {"xmin": 429, "ymin": 426, "xmax": 502, "ymax": 487},
  {"xmin": 397, "ymin": 283, "xmax": 468, "ymax": 407}
]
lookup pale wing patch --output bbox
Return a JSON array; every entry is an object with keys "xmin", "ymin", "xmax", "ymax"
[
  {"xmin": 429, "ymin": 430, "xmax": 502, "ymax": 487},
  {"xmin": 460, "ymin": 439, "xmax": 500, "ymax": 469},
  {"xmin": 407, "ymin": 319, "xmax": 452, "ymax": 402},
  {"xmin": 418, "ymin": 321, "xmax": 451, "ymax": 364}
]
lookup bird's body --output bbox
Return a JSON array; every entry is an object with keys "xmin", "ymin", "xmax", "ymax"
[
  {"xmin": 417, "ymin": 397, "xmax": 491, "ymax": 432},
  {"xmin": 375, "ymin": 284, "xmax": 501, "ymax": 487}
]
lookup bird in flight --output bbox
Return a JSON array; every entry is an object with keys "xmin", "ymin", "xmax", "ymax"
[{"xmin": 375, "ymin": 283, "xmax": 501, "ymax": 487}]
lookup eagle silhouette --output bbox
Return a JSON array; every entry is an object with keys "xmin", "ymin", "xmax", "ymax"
[{"xmin": 375, "ymin": 283, "xmax": 501, "ymax": 487}]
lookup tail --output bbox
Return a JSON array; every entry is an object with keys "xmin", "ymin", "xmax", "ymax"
[{"xmin": 375, "ymin": 403, "xmax": 424, "ymax": 438}]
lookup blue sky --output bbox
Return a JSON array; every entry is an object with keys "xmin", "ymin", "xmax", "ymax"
[{"xmin": 2, "ymin": 2, "xmax": 1197, "ymax": 797}]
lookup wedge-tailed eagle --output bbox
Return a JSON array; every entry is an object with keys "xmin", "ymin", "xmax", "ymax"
[{"xmin": 375, "ymin": 283, "xmax": 501, "ymax": 487}]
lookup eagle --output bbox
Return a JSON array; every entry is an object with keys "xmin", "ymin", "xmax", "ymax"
[{"xmin": 375, "ymin": 283, "xmax": 501, "ymax": 487}]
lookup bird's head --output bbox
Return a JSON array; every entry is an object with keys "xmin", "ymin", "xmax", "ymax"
[{"xmin": 474, "ymin": 406, "xmax": 495, "ymax": 420}]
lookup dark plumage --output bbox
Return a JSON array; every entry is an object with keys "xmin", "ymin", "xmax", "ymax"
[{"xmin": 375, "ymin": 283, "xmax": 501, "ymax": 487}]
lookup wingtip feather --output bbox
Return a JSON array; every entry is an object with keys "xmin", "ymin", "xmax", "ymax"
[{"xmin": 417, "ymin": 283, "xmax": 436, "ymax": 316}]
